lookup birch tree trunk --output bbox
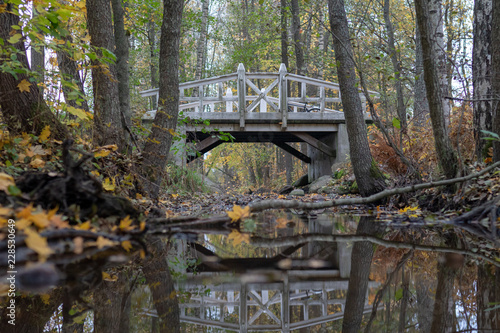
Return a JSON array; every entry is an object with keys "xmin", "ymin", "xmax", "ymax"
[
  {"xmin": 428, "ymin": 0, "xmax": 451, "ymax": 126},
  {"xmin": 472, "ymin": 0, "xmax": 492, "ymax": 162},
  {"xmin": 415, "ymin": 0, "xmax": 458, "ymax": 179},
  {"xmin": 328, "ymin": 0, "xmax": 386, "ymax": 197},
  {"xmin": 141, "ymin": 0, "xmax": 184, "ymax": 198}
]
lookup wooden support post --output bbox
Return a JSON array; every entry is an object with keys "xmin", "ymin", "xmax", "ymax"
[
  {"xmin": 260, "ymin": 88, "xmax": 266, "ymax": 112},
  {"xmin": 319, "ymin": 87, "xmax": 325, "ymax": 112},
  {"xmin": 238, "ymin": 63, "xmax": 246, "ymax": 129},
  {"xmin": 198, "ymin": 85, "xmax": 203, "ymax": 112},
  {"xmin": 279, "ymin": 63, "xmax": 288, "ymax": 129}
]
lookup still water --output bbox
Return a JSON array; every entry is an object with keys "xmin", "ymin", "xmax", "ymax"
[{"xmin": 1, "ymin": 211, "xmax": 499, "ymax": 332}]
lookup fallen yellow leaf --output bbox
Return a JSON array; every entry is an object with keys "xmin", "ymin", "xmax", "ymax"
[
  {"xmin": 226, "ymin": 205, "xmax": 250, "ymax": 222},
  {"xmin": 103, "ymin": 177, "xmax": 115, "ymax": 191},
  {"xmin": 0, "ymin": 173, "xmax": 15, "ymax": 193},
  {"xmin": 102, "ymin": 272, "xmax": 118, "ymax": 282},
  {"xmin": 227, "ymin": 230, "xmax": 250, "ymax": 245},
  {"xmin": 30, "ymin": 158, "xmax": 45, "ymax": 168},
  {"xmin": 17, "ymin": 79, "xmax": 31, "ymax": 93},
  {"xmin": 119, "ymin": 216, "xmax": 135, "ymax": 231},
  {"xmin": 275, "ymin": 217, "xmax": 289, "ymax": 229},
  {"xmin": 38, "ymin": 125, "xmax": 51, "ymax": 142},
  {"xmin": 78, "ymin": 221, "xmax": 91, "ymax": 230},
  {"xmin": 24, "ymin": 228, "xmax": 53, "ymax": 259},
  {"xmin": 121, "ymin": 240, "xmax": 133, "ymax": 252},
  {"xmin": 96, "ymin": 236, "xmax": 115, "ymax": 249},
  {"xmin": 94, "ymin": 149, "xmax": 111, "ymax": 158}
]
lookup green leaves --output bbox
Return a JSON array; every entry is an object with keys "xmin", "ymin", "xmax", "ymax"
[
  {"xmin": 7, "ymin": 33, "xmax": 22, "ymax": 44},
  {"xmin": 392, "ymin": 117, "xmax": 401, "ymax": 129},
  {"xmin": 481, "ymin": 130, "xmax": 500, "ymax": 141}
]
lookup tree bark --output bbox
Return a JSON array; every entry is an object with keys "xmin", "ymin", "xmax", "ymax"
[
  {"xmin": 281, "ymin": 0, "xmax": 293, "ymax": 184},
  {"xmin": 473, "ymin": 0, "xmax": 493, "ymax": 162},
  {"xmin": 477, "ymin": 264, "xmax": 500, "ymax": 330},
  {"xmin": 142, "ymin": 237, "xmax": 180, "ymax": 333},
  {"xmin": 0, "ymin": 288, "xmax": 63, "ymax": 332},
  {"xmin": 111, "ymin": 0, "xmax": 132, "ymax": 150},
  {"xmin": 341, "ymin": 217, "xmax": 384, "ymax": 333},
  {"xmin": 0, "ymin": 2, "xmax": 68, "ymax": 139},
  {"xmin": 430, "ymin": 253, "xmax": 460, "ymax": 332},
  {"xmin": 194, "ymin": 0, "xmax": 209, "ymax": 85},
  {"xmin": 415, "ymin": 0, "xmax": 459, "ymax": 179},
  {"xmin": 56, "ymin": 34, "xmax": 90, "ymax": 114},
  {"xmin": 31, "ymin": 7, "xmax": 45, "ymax": 95},
  {"xmin": 290, "ymin": 0, "xmax": 305, "ymax": 76},
  {"xmin": 328, "ymin": 0, "xmax": 386, "ymax": 197},
  {"xmin": 148, "ymin": 18, "xmax": 158, "ymax": 109},
  {"xmin": 383, "ymin": 0, "xmax": 407, "ymax": 135},
  {"xmin": 86, "ymin": 0, "xmax": 126, "ymax": 151},
  {"xmin": 429, "ymin": 0, "xmax": 451, "ymax": 126},
  {"xmin": 141, "ymin": 0, "xmax": 184, "ymax": 198},
  {"xmin": 414, "ymin": 23, "xmax": 430, "ymax": 127},
  {"xmin": 492, "ymin": 0, "xmax": 500, "ymax": 162}
]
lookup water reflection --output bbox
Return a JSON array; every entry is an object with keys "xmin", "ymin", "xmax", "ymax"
[{"xmin": 1, "ymin": 213, "xmax": 499, "ymax": 332}]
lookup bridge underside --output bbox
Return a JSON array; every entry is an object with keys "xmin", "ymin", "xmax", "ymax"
[{"xmin": 187, "ymin": 131, "xmax": 338, "ymax": 165}]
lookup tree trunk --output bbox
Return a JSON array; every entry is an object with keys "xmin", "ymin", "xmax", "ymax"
[
  {"xmin": 473, "ymin": 0, "xmax": 493, "ymax": 162},
  {"xmin": 141, "ymin": 0, "xmax": 184, "ymax": 198},
  {"xmin": 148, "ymin": 18, "xmax": 158, "ymax": 109},
  {"xmin": 328, "ymin": 0, "xmax": 386, "ymax": 197},
  {"xmin": 383, "ymin": 0, "xmax": 407, "ymax": 136},
  {"xmin": 193, "ymin": 0, "xmax": 209, "ymax": 97},
  {"xmin": 93, "ymin": 272, "xmax": 132, "ymax": 333},
  {"xmin": 415, "ymin": 0, "xmax": 459, "ymax": 179},
  {"xmin": 492, "ymin": 0, "xmax": 500, "ymax": 162},
  {"xmin": 0, "ymin": 2, "xmax": 68, "ymax": 139},
  {"xmin": 86, "ymin": 0, "xmax": 126, "ymax": 151},
  {"xmin": 31, "ymin": 7, "xmax": 45, "ymax": 95},
  {"xmin": 414, "ymin": 23, "xmax": 430, "ymax": 127},
  {"xmin": 415, "ymin": 274, "xmax": 435, "ymax": 333},
  {"xmin": 341, "ymin": 217, "xmax": 384, "ymax": 333},
  {"xmin": 290, "ymin": 0, "xmax": 305, "ymax": 76},
  {"xmin": 477, "ymin": 264, "xmax": 500, "ymax": 330},
  {"xmin": 429, "ymin": 0, "xmax": 451, "ymax": 126},
  {"xmin": 142, "ymin": 237, "xmax": 180, "ymax": 333},
  {"xmin": 0, "ymin": 288, "xmax": 63, "ymax": 332},
  {"xmin": 281, "ymin": 0, "xmax": 293, "ymax": 184},
  {"xmin": 111, "ymin": 0, "xmax": 132, "ymax": 150},
  {"xmin": 56, "ymin": 34, "xmax": 90, "ymax": 114},
  {"xmin": 430, "ymin": 253, "xmax": 460, "ymax": 332}
]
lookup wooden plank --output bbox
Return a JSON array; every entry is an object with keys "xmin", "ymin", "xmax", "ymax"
[
  {"xmin": 292, "ymin": 133, "xmax": 336, "ymax": 157},
  {"xmin": 180, "ymin": 73, "xmax": 238, "ymax": 89},
  {"xmin": 245, "ymin": 78, "xmax": 279, "ymax": 112},
  {"xmin": 272, "ymin": 141, "xmax": 311, "ymax": 163}
]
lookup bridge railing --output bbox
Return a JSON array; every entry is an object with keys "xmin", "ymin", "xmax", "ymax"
[{"xmin": 140, "ymin": 63, "xmax": 378, "ymax": 129}]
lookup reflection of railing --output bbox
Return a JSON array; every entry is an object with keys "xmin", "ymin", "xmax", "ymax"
[
  {"xmin": 139, "ymin": 63, "xmax": 378, "ymax": 129},
  {"xmin": 163, "ymin": 273, "xmax": 380, "ymax": 332}
]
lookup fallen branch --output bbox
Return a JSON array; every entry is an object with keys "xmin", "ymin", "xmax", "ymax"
[
  {"xmin": 249, "ymin": 161, "xmax": 500, "ymax": 212},
  {"xmin": 250, "ymin": 234, "xmax": 500, "ymax": 267}
]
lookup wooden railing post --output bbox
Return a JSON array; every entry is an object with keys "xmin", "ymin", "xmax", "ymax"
[
  {"xmin": 225, "ymin": 88, "xmax": 233, "ymax": 112},
  {"xmin": 260, "ymin": 88, "xmax": 266, "ymax": 113},
  {"xmin": 237, "ymin": 63, "xmax": 246, "ymax": 129},
  {"xmin": 279, "ymin": 63, "xmax": 288, "ymax": 129}
]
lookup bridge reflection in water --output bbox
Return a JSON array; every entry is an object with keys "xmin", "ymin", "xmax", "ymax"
[{"xmin": 169, "ymin": 272, "xmax": 380, "ymax": 332}]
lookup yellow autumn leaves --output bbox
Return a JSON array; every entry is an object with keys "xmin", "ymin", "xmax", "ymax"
[{"xmin": 226, "ymin": 205, "xmax": 251, "ymax": 245}]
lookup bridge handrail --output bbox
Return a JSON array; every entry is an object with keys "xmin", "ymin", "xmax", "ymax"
[{"xmin": 140, "ymin": 63, "xmax": 378, "ymax": 127}]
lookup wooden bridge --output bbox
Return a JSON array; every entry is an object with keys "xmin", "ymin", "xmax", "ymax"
[{"xmin": 140, "ymin": 64, "xmax": 377, "ymax": 180}]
